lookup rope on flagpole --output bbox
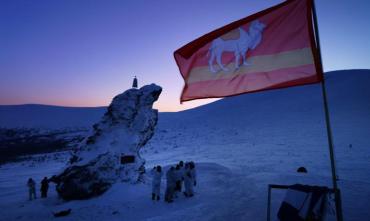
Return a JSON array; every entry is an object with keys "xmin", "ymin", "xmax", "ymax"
[{"xmin": 311, "ymin": 0, "xmax": 343, "ymax": 220}]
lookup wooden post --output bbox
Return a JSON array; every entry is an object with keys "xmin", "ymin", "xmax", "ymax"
[
  {"xmin": 312, "ymin": 1, "xmax": 344, "ymax": 220},
  {"xmin": 267, "ymin": 185, "xmax": 271, "ymax": 221}
]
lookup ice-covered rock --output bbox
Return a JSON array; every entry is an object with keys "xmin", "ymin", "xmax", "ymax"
[{"xmin": 51, "ymin": 84, "xmax": 162, "ymax": 200}]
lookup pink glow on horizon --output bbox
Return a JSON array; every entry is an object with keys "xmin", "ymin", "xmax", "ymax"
[
  {"xmin": 1, "ymin": 0, "xmax": 370, "ymax": 112},
  {"xmin": 0, "ymin": 93, "xmax": 219, "ymax": 112}
]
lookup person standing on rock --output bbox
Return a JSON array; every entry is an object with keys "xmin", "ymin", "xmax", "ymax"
[
  {"xmin": 151, "ymin": 166, "xmax": 162, "ymax": 201},
  {"xmin": 27, "ymin": 178, "xmax": 36, "ymax": 200},
  {"xmin": 40, "ymin": 177, "xmax": 49, "ymax": 198},
  {"xmin": 165, "ymin": 167, "xmax": 176, "ymax": 203},
  {"xmin": 132, "ymin": 76, "xmax": 138, "ymax": 88}
]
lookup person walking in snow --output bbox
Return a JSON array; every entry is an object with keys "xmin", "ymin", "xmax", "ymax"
[
  {"xmin": 40, "ymin": 177, "xmax": 49, "ymax": 198},
  {"xmin": 165, "ymin": 166, "xmax": 176, "ymax": 203},
  {"xmin": 151, "ymin": 166, "xmax": 162, "ymax": 201},
  {"xmin": 184, "ymin": 161, "xmax": 197, "ymax": 197},
  {"xmin": 27, "ymin": 178, "xmax": 36, "ymax": 200}
]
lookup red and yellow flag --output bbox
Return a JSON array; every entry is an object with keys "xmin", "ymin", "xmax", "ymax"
[{"xmin": 174, "ymin": 0, "xmax": 323, "ymax": 102}]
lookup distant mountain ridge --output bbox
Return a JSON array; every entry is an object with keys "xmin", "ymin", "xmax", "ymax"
[
  {"xmin": 1, "ymin": 70, "xmax": 369, "ymax": 130},
  {"xmin": 0, "ymin": 104, "xmax": 106, "ymax": 129}
]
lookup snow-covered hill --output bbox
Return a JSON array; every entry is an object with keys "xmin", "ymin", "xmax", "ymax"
[
  {"xmin": 0, "ymin": 104, "xmax": 105, "ymax": 129},
  {"xmin": 0, "ymin": 70, "xmax": 369, "ymax": 221},
  {"xmin": 142, "ymin": 69, "xmax": 370, "ymax": 220},
  {"xmin": 149, "ymin": 69, "xmax": 370, "ymax": 220}
]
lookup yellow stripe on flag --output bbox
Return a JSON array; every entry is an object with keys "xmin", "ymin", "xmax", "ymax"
[{"xmin": 187, "ymin": 47, "xmax": 314, "ymax": 84}]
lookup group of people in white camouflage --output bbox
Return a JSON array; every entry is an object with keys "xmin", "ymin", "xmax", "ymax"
[{"xmin": 151, "ymin": 161, "xmax": 197, "ymax": 203}]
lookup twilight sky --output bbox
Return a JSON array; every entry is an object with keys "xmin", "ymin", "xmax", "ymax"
[{"xmin": 1, "ymin": 0, "xmax": 370, "ymax": 112}]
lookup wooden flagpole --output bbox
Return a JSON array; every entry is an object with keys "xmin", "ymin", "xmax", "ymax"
[{"xmin": 311, "ymin": 1, "xmax": 343, "ymax": 220}]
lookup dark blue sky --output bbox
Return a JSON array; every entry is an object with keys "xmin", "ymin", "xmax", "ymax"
[{"xmin": 1, "ymin": 0, "xmax": 370, "ymax": 111}]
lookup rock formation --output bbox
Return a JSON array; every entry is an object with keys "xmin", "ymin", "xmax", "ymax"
[{"xmin": 51, "ymin": 84, "xmax": 162, "ymax": 200}]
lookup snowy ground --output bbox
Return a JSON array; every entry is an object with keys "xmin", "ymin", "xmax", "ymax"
[
  {"xmin": 0, "ymin": 159, "xmax": 245, "ymax": 221},
  {"xmin": 0, "ymin": 70, "xmax": 369, "ymax": 221}
]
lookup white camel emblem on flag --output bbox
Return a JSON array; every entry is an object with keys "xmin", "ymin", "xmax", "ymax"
[{"xmin": 208, "ymin": 20, "xmax": 266, "ymax": 73}]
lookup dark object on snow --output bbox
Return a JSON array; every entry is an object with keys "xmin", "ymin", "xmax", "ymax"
[
  {"xmin": 277, "ymin": 184, "xmax": 329, "ymax": 221},
  {"xmin": 40, "ymin": 177, "xmax": 49, "ymax": 198},
  {"xmin": 132, "ymin": 76, "xmax": 138, "ymax": 88},
  {"xmin": 297, "ymin": 167, "xmax": 307, "ymax": 173},
  {"xmin": 53, "ymin": 209, "xmax": 71, "ymax": 217},
  {"xmin": 50, "ymin": 153, "xmax": 114, "ymax": 200},
  {"xmin": 121, "ymin": 155, "xmax": 135, "ymax": 164}
]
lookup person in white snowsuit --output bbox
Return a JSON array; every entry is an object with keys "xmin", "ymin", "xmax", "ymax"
[
  {"xmin": 27, "ymin": 178, "xmax": 36, "ymax": 200},
  {"xmin": 177, "ymin": 161, "xmax": 185, "ymax": 192},
  {"xmin": 151, "ymin": 166, "xmax": 162, "ymax": 201},
  {"xmin": 165, "ymin": 167, "xmax": 176, "ymax": 203},
  {"xmin": 184, "ymin": 162, "xmax": 197, "ymax": 197},
  {"xmin": 174, "ymin": 163, "xmax": 184, "ymax": 198}
]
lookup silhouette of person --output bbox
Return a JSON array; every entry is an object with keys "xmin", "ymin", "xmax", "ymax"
[
  {"xmin": 41, "ymin": 177, "xmax": 49, "ymax": 198},
  {"xmin": 27, "ymin": 178, "xmax": 36, "ymax": 200},
  {"xmin": 165, "ymin": 167, "xmax": 176, "ymax": 203},
  {"xmin": 132, "ymin": 76, "xmax": 138, "ymax": 88}
]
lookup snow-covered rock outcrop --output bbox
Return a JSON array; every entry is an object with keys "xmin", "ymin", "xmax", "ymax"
[{"xmin": 51, "ymin": 84, "xmax": 162, "ymax": 200}]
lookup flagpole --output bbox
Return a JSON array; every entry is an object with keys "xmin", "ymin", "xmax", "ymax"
[{"xmin": 311, "ymin": 1, "xmax": 343, "ymax": 220}]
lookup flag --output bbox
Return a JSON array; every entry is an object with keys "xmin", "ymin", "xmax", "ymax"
[{"xmin": 174, "ymin": 0, "xmax": 323, "ymax": 102}]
